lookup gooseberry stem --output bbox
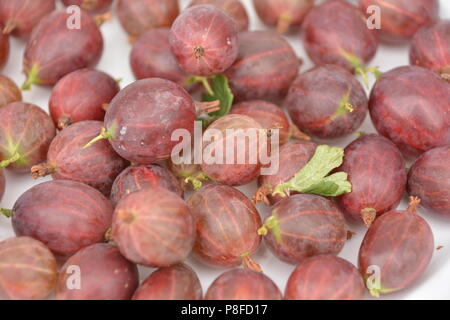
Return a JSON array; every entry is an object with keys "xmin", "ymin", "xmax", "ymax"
[
  {"xmin": 0, "ymin": 152, "xmax": 21, "ymax": 168},
  {"xmin": 0, "ymin": 208, "xmax": 12, "ymax": 218},
  {"xmin": 22, "ymin": 64, "xmax": 40, "ymax": 91},
  {"xmin": 83, "ymin": 127, "xmax": 113, "ymax": 149}
]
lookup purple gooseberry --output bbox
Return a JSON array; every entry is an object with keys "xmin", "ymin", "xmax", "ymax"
[
  {"xmin": 286, "ymin": 65, "xmax": 368, "ymax": 139},
  {"xmin": 201, "ymin": 114, "xmax": 264, "ymax": 186},
  {"xmin": 0, "ymin": 30, "xmax": 8, "ymax": 70},
  {"xmin": 49, "ymin": 69, "xmax": 120, "ymax": 130},
  {"xmin": 302, "ymin": 0, "xmax": 378, "ymax": 75},
  {"xmin": 0, "ymin": 102, "xmax": 56, "ymax": 173},
  {"xmin": 117, "ymin": 0, "xmax": 179, "ymax": 42},
  {"xmin": 206, "ymin": 269, "xmax": 282, "ymax": 300},
  {"xmin": 132, "ymin": 264, "xmax": 203, "ymax": 300},
  {"xmin": 336, "ymin": 134, "xmax": 407, "ymax": 226},
  {"xmin": 409, "ymin": 20, "xmax": 450, "ymax": 81},
  {"xmin": 22, "ymin": 9, "xmax": 103, "ymax": 89},
  {"xmin": 407, "ymin": 145, "xmax": 450, "ymax": 217},
  {"xmin": 253, "ymin": 0, "xmax": 314, "ymax": 33},
  {"xmin": 31, "ymin": 120, "xmax": 128, "ymax": 196},
  {"xmin": 0, "ymin": 237, "xmax": 58, "ymax": 300},
  {"xmin": 285, "ymin": 255, "xmax": 366, "ymax": 300},
  {"xmin": 369, "ymin": 65, "xmax": 450, "ymax": 158},
  {"xmin": 88, "ymin": 78, "xmax": 215, "ymax": 164},
  {"xmin": 231, "ymin": 100, "xmax": 310, "ymax": 145},
  {"xmin": 112, "ymin": 188, "xmax": 196, "ymax": 267},
  {"xmin": 56, "ymin": 243, "xmax": 139, "ymax": 300},
  {"xmin": 0, "ymin": 0, "xmax": 56, "ymax": 39},
  {"xmin": 130, "ymin": 28, "xmax": 189, "ymax": 86},
  {"xmin": 359, "ymin": 197, "xmax": 434, "ymax": 297},
  {"xmin": 9, "ymin": 180, "xmax": 113, "ymax": 258},
  {"xmin": 258, "ymin": 194, "xmax": 347, "ymax": 264},
  {"xmin": 169, "ymin": 5, "xmax": 239, "ymax": 76},
  {"xmin": 189, "ymin": 0, "xmax": 249, "ymax": 32},
  {"xmin": 0, "ymin": 75, "xmax": 21, "ymax": 108},
  {"xmin": 187, "ymin": 184, "xmax": 262, "ymax": 270},
  {"xmin": 358, "ymin": 0, "xmax": 439, "ymax": 44},
  {"xmin": 61, "ymin": 0, "xmax": 113, "ymax": 15},
  {"xmin": 110, "ymin": 164, "xmax": 183, "ymax": 206},
  {"xmin": 225, "ymin": 30, "xmax": 300, "ymax": 102}
]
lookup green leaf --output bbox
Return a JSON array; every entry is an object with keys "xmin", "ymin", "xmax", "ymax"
[
  {"xmin": 302, "ymin": 172, "xmax": 352, "ymax": 196},
  {"xmin": 273, "ymin": 145, "xmax": 352, "ymax": 197},
  {"xmin": 188, "ymin": 74, "xmax": 234, "ymax": 127},
  {"xmin": 201, "ymin": 74, "xmax": 234, "ymax": 118}
]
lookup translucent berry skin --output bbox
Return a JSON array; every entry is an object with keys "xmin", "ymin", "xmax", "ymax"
[
  {"xmin": 285, "ymin": 255, "xmax": 366, "ymax": 300},
  {"xmin": 187, "ymin": 184, "xmax": 262, "ymax": 268},
  {"xmin": 61, "ymin": 0, "xmax": 113, "ymax": 15},
  {"xmin": 302, "ymin": 0, "xmax": 378, "ymax": 72},
  {"xmin": 11, "ymin": 180, "xmax": 113, "ymax": 258},
  {"xmin": 206, "ymin": 269, "xmax": 282, "ymax": 300},
  {"xmin": 0, "ymin": 237, "xmax": 57, "ymax": 300},
  {"xmin": 44, "ymin": 121, "xmax": 129, "ymax": 196},
  {"xmin": 0, "ymin": 75, "xmax": 21, "ymax": 108},
  {"xmin": 105, "ymin": 78, "xmax": 197, "ymax": 164},
  {"xmin": 201, "ymin": 114, "xmax": 263, "ymax": 186},
  {"xmin": 189, "ymin": 0, "xmax": 249, "ymax": 32},
  {"xmin": 132, "ymin": 264, "xmax": 203, "ymax": 300},
  {"xmin": 110, "ymin": 164, "xmax": 183, "ymax": 207},
  {"xmin": 23, "ymin": 9, "xmax": 103, "ymax": 87},
  {"xmin": 336, "ymin": 134, "xmax": 406, "ymax": 224},
  {"xmin": 253, "ymin": 0, "xmax": 314, "ymax": 33},
  {"xmin": 0, "ymin": 31, "xmax": 8, "ymax": 69},
  {"xmin": 130, "ymin": 28, "xmax": 188, "ymax": 86},
  {"xmin": 226, "ymin": 31, "xmax": 300, "ymax": 102},
  {"xmin": 117, "ymin": 0, "xmax": 179, "ymax": 39},
  {"xmin": 0, "ymin": 0, "xmax": 56, "ymax": 39},
  {"xmin": 258, "ymin": 141, "xmax": 317, "ymax": 205},
  {"xmin": 264, "ymin": 194, "xmax": 347, "ymax": 264},
  {"xmin": 0, "ymin": 169, "xmax": 4, "ymax": 201},
  {"xmin": 369, "ymin": 66, "xmax": 450, "ymax": 158},
  {"xmin": 359, "ymin": 0, "xmax": 439, "ymax": 44},
  {"xmin": 287, "ymin": 65, "xmax": 368, "ymax": 139},
  {"xmin": 359, "ymin": 207, "xmax": 434, "ymax": 296},
  {"xmin": 49, "ymin": 69, "xmax": 120, "ymax": 130},
  {"xmin": 112, "ymin": 188, "xmax": 196, "ymax": 267},
  {"xmin": 407, "ymin": 146, "xmax": 450, "ymax": 217},
  {"xmin": 409, "ymin": 20, "xmax": 450, "ymax": 77},
  {"xmin": 0, "ymin": 102, "xmax": 56, "ymax": 173},
  {"xmin": 56, "ymin": 243, "xmax": 139, "ymax": 300},
  {"xmin": 169, "ymin": 5, "xmax": 239, "ymax": 76},
  {"xmin": 231, "ymin": 100, "xmax": 291, "ymax": 145}
]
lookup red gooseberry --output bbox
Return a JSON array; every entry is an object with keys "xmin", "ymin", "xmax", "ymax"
[
  {"xmin": 0, "ymin": 237, "xmax": 58, "ymax": 300},
  {"xmin": 7, "ymin": 180, "xmax": 113, "ymax": 258},
  {"xmin": 206, "ymin": 269, "xmax": 282, "ymax": 300},
  {"xmin": 169, "ymin": 5, "xmax": 239, "ymax": 76},
  {"xmin": 112, "ymin": 188, "xmax": 196, "ymax": 267},
  {"xmin": 31, "ymin": 120, "xmax": 129, "ymax": 196},
  {"xmin": 110, "ymin": 164, "xmax": 183, "ymax": 206},
  {"xmin": 56, "ymin": 243, "xmax": 139, "ymax": 300},
  {"xmin": 132, "ymin": 264, "xmax": 203, "ymax": 300},
  {"xmin": 0, "ymin": 102, "xmax": 56, "ymax": 173},
  {"xmin": 49, "ymin": 69, "xmax": 120, "ymax": 130}
]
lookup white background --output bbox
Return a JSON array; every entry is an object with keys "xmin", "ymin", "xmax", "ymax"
[{"xmin": 1, "ymin": 0, "xmax": 449, "ymax": 300}]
